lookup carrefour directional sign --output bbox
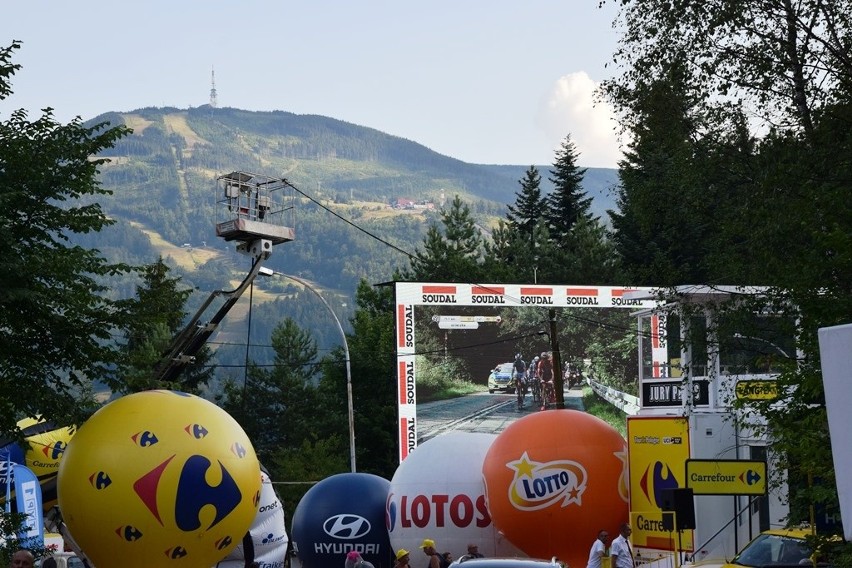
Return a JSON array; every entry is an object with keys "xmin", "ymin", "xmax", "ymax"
[{"xmin": 686, "ymin": 459, "xmax": 767, "ymax": 495}]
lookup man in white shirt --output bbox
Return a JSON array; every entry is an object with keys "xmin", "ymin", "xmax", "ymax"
[
  {"xmin": 587, "ymin": 529, "xmax": 610, "ymax": 568},
  {"xmin": 611, "ymin": 524, "xmax": 634, "ymax": 568}
]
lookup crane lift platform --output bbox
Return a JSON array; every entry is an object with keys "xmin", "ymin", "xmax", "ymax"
[
  {"xmin": 215, "ymin": 171, "xmax": 296, "ymax": 245},
  {"xmin": 152, "ymin": 171, "xmax": 297, "ymax": 384}
]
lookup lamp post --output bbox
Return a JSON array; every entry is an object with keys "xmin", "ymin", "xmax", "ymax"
[{"xmin": 259, "ymin": 267, "xmax": 356, "ymax": 472}]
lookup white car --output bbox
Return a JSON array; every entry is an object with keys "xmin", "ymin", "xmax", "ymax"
[{"xmin": 36, "ymin": 552, "xmax": 87, "ymax": 568}]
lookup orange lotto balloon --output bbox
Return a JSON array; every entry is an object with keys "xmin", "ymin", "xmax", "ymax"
[{"xmin": 482, "ymin": 410, "xmax": 628, "ymax": 567}]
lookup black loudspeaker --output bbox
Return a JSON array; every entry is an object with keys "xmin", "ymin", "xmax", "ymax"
[
  {"xmin": 660, "ymin": 488, "xmax": 696, "ymax": 530},
  {"xmin": 661, "ymin": 511, "xmax": 674, "ymax": 532}
]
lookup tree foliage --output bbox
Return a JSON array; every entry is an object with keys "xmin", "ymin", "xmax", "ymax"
[
  {"xmin": 603, "ymin": 0, "xmax": 852, "ymax": 540},
  {"xmin": 119, "ymin": 257, "xmax": 215, "ymax": 393},
  {"xmin": 506, "ymin": 166, "xmax": 546, "ymax": 241},
  {"xmin": 0, "ymin": 41, "xmax": 135, "ymax": 438},
  {"xmin": 545, "ymin": 135, "xmax": 592, "ymax": 244},
  {"xmin": 407, "ymin": 195, "xmax": 485, "ymax": 282}
]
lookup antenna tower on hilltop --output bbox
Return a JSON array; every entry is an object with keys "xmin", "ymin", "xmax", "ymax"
[{"xmin": 210, "ymin": 67, "xmax": 218, "ymax": 108}]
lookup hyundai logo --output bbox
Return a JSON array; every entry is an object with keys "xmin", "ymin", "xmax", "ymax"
[{"xmin": 323, "ymin": 514, "xmax": 372, "ymax": 539}]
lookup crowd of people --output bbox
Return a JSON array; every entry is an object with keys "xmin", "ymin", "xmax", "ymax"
[
  {"xmin": 341, "ymin": 538, "xmax": 486, "ymax": 568},
  {"xmin": 344, "ymin": 523, "xmax": 635, "ymax": 568},
  {"xmin": 587, "ymin": 523, "xmax": 636, "ymax": 568},
  {"xmin": 9, "ymin": 523, "xmax": 635, "ymax": 568}
]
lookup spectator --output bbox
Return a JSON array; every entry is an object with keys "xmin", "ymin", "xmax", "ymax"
[
  {"xmin": 419, "ymin": 539, "xmax": 442, "ymax": 568},
  {"xmin": 458, "ymin": 543, "xmax": 485, "ymax": 561},
  {"xmin": 611, "ymin": 523, "xmax": 634, "ymax": 568},
  {"xmin": 587, "ymin": 529, "xmax": 610, "ymax": 568},
  {"xmin": 344, "ymin": 550, "xmax": 375, "ymax": 568},
  {"xmin": 10, "ymin": 550, "xmax": 34, "ymax": 568},
  {"xmin": 394, "ymin": 548, "xmax": 411, "ymax": 567}
]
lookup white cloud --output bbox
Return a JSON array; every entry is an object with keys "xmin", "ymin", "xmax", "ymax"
[{"xmin": 536, "ymin": 71, "xmax": 622, "ymax": 169}]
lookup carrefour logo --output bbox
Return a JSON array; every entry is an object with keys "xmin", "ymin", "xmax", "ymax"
[
  {"xmin": 639, "ymin": 461, "xmax": 679, "ymax": 508},
  {"xmin": 506, "ymin": 452, "xmax": 587, "ymax": 511},
  {"xmin": 323, "ymin": 514, "xmax": 372, "ymax": 539},
  {"xmin": 132, "ymin": 454, "xmax": 242, "ymax": 530}
]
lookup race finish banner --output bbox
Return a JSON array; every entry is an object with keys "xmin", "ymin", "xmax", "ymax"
[
  {"xmin": 685, "ymin": 460, "xmax": 767, "ymax": 496},
  {"xmin": 394, "ymin": 282, "xmax": 659, "ymax": 462},
  {"xmin": 627, "ymin": 416, "xmax": 693, "ymax": 552}
]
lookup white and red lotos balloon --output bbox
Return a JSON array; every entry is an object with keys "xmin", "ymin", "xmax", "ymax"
[
  {"xmin": 482, "ymin": 410, "xmax": 629, "ymax": 567},
  {"xmin": 387, "ymin": 432, "xmax": 523, "ymax": 561}
]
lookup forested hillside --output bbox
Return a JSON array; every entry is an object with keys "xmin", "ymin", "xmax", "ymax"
[{"xmin": 79, "ymin": 105, "xmax": 617, "ymax": 368}]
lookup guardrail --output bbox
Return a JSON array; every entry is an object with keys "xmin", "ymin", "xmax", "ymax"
[{"xmin": 587, "ymin": 377, "xmax": 640, "ymax": 415}]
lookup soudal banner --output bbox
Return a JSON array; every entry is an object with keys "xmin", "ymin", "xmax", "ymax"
[
  {"xmin": 394, "ymin": 283, "xmax": 658, "ymax": 308},
  {"xmin": 393, "ymin": 282, "xmax": 661, "ymax": 463},
  {"xmin": 1, "ymin": 461, "xmax": 44, "ymax": 549},
  {"xmin": 397, "ymin": 356, "xmax": 417, "ymax": 463},
  {"xmin": 650, "ymin": 313, "xmax": 669, "ymax": 379}
]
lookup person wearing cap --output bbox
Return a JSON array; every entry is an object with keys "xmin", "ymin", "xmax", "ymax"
[
  {"xmin": 419, "ymin": 538, "xmax": 442, "ymax": 568},
  {"xmin": 344, "ymin": 550, "xmax": 375, "ymax": 568},
  {"xmin": 394, "ymin": 548, "xmax": 411, "ymax": 567}
]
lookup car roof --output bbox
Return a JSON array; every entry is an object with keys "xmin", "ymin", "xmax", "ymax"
[
  {"xmin": 450, "ymin": 558, "xmax": 559, "ymax": 567},
  {"xmin": 759, "ymin": 527, "xmax": 814, "ymax": 539}
]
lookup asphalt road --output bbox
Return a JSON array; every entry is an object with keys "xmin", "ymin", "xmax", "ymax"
[{"xmin": 417, "ymin": 384, "xmax": 585, "ymax": 443}]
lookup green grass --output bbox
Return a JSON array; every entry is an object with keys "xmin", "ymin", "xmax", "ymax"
[{"xmin": 581, "ymin": 386, "xmax": 628, "ymax": 436}]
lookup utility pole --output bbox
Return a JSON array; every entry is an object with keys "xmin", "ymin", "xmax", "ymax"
[{"xmin": 549, "ymin": 308, "xmax": 565, "ymax": 409}]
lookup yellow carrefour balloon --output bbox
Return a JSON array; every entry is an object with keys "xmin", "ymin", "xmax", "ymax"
[
  {"xmin": 16, "ymin": 417, "xmax": 75, "ymax": 479},
  {"xmin": 57, "ymin": 391, "xmax": 261, "ymax": 568}
]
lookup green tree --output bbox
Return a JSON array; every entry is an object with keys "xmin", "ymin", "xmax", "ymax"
[
  {"xmin": 603, "ymin": 0, "xmax": 852, "ymax": 142},
  {"xmin": 217, "ymin": 318, "xmax": 319, "ymax": 464},
  {"xmin": 0, "ymin": 41, "xmax": 134, "ymax": 438},
  {"xmin": 602, "ymin": 1, "xmax": 852, "ymax": 545},
  {"xmin": 545, "ymin": 135, "xmax": 592, "ymax": 244},
  {"xmin": 407, "ymin": 195, "xmax": 485, "ymax": 282},
  {"xmin": 316, "ymin": 279, "xmax": 400, "ymax": 479},
  {"xmin": 506, "ymin": 166, "xmax": 546, "ymax": 242},
  {"xmin": 608, "ymin": 65, "xmax": 714, "ymax": 285},
  {"xmin": 120, "ymin": 257, "xmax": 215, "ymax": 393}
]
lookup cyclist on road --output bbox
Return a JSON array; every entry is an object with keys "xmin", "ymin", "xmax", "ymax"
[
  {"xmin": 528, "ymin": 355, "xmax": 541, "ymax": 404},
  {"xmin": 538, "ymin": 351, "xmax": 555, "ymax": 411},
  {"xmin": 512, "ymin": 353, "xmax": 527, "ymax": 410}
]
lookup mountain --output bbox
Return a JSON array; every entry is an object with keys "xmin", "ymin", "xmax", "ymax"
[{"xmin": 81, "ymin": 105, "xmax": 620, "ymax": 369}]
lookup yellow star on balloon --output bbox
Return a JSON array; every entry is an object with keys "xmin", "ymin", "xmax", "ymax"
[{"xmin": 508, "ymin": 451, "xmax": 537, "ymax": 478}]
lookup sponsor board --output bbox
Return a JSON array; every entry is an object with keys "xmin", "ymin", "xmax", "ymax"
[
  {"xmin": 685, "ymin": 459, "xmax": 767, "ymax": 495},
  {"xmin": 642, "ymin": 380, "xmax": 709, "ymax": 407},
  {"xmin": 735, "ymin": 380, "xmax": 778, "ymax": 401},
  {"xmin": 627, "ymin": 416, "xmax": 693, "ymax": 551}
]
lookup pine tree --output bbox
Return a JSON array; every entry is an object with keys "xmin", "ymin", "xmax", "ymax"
[
  {"xmin": 408, "ymin": 195, "xmax": 485, "ymax": 282},
  {"xmin": 545, "ymin": 135, "xmax": 592, "ymax": 244},
  {"xmin": 120, "ymin": 257, "xmax": 215, "ymax": 393},
  {"xmin": 506, "ymin": 166, "xmax": 546, "ymax": 241}
]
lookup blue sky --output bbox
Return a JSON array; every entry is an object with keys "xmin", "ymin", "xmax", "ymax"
[{"xmin": 2, "ymin": 1, "xmax": 624, "ymax": 168}]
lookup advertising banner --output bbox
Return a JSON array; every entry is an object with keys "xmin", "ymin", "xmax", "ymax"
[
  {"xmin": 685, "ymin": 459, "xmax": 767, "ymax": 495},
  {"xmin": 627, "ymin": 416, "xmax": 693, "ymax": 551},
  {"xmin": 1, "ymin": 461, "xmax": 44, "ymax": 549},
  {"xmin": 394, "ymin": 282, "xmax": 658, "ymax": 461}
]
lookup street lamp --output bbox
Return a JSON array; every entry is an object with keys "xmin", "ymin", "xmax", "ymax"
[{"xmin": 258, "ymin": 267, "xmax": 356, "ymax": 472}]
